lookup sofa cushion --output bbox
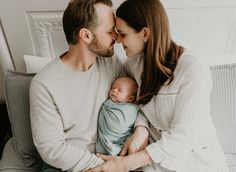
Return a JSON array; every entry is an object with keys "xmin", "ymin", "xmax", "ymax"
[
  {"xmin": 210, "ymin": 63, "xmax": 236, "ymax": 170},
  {"xmin": 0, "ymin": 138, "xmax": 43, "ymax": 172},
  {"xmin": 4, "ymin": 70, "xmax": 41, "ymax": 167},
  {"xmin": 24, "ymin": 55, "xmax": 52, "ymax": 73}
]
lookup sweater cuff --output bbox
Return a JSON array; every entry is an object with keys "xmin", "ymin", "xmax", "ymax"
[
  {"xmin": 134, "ymin": 112, "xmax": 149, "ymax": 129},
  {"xmin": 145, "ymin": 143, "xmax": 182, "ymax": 171},
  {"xmin": 145, "ymin": 143, "xmax": 164, "ymax": 164}
]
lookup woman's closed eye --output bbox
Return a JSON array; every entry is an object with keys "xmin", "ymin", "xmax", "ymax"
[{"xmin": 117, "ymin": 32, "xmax": 126, "ymax": 38}]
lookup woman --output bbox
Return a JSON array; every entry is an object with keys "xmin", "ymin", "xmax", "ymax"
[{"xmin": 87, "ymin": 0, "xmax": 228, "ymax": 171}]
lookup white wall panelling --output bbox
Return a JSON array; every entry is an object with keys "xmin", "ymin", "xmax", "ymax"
[
  {"xmin": 0, "ymin": 21, "xmax": 15, "ymax": 74},
  {"xmin": 27, "ymin": 12, "xmax": 67, "ymax": 59},
  {"xmin": 0, "ymin": 0, "xmax": 69, "ymax": 102},
  {"xmin": 166, "ymin": 7, "xmax": 236, "ymax": 54},
  {"xmin": 0, "ymin": 21, "xmax": 15, "ymax": 102},
  {"xmin": 0, "ymin": 0, "xmax": 69, "ymax": 72}
]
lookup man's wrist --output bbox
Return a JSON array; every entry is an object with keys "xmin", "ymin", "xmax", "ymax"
[
  {"xmin": 119, "ymin": 156, "xmax": 131, "ymax": 171},
  {"xmin": 123, "ymin": 149, "xmax": 153, "ymax": 171}
]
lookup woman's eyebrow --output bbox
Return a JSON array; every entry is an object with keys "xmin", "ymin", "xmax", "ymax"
[{"xmin": 116, "ymin": 29, "xmax": 124, "ymax": 33}]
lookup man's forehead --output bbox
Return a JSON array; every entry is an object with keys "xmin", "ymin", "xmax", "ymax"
[{"xmin": 95, "ymin": 3, "xmax": 115, "ymax": 26}]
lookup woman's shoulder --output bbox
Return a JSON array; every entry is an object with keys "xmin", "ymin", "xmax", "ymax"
[
  {"xmin": 174, "ymin": 51, "xmax": 211, "ymax": 82},
  {"xmin": 176, "ymin": 51, "xmax": 207, "ymax": 73}
]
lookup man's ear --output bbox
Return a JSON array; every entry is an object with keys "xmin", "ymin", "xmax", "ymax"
[
  {"xmin": 142, "ymin": 27, "xmax": 150, "ymax": 43},
  {"xmin": 78, "ymin": 28, "xmax": 94, "ymax": 43}
]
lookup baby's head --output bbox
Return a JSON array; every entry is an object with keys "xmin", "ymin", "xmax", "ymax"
[{"xmin": 109, "ymin": 76, "xmax": 138, "ymax": 103}]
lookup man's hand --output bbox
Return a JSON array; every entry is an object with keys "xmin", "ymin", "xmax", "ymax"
[
  {"xmin": 120, "ymin": 126, "xmax": 149, "ymax": 156},
  {"xmin": 86, "ymin": 154, "xmax": 128, "ymax": 172}
]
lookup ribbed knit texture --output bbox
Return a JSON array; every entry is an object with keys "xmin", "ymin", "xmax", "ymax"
[
  {"xmin": 4, "ymin": 71, "xmax": 41, "ymax": 167},
  {"xmin": 210, "ymin": 63, "xmax": 236, "ymax": 171}
]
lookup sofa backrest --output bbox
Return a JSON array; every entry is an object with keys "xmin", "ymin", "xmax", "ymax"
[
  {"xmin": 4, "ymin": 70, "xmax": 41, "ymax": 167},
  {"xmin": 3, "ymin": 63, "xmax": 236, "ymax": 170},
  {"xmin": 210, "ymin": 63, "xmax": 236, "ymax": 172}
]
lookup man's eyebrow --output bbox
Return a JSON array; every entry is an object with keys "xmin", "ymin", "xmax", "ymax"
[{"xmin": 108, "ymin": 26, "xmax": 115, "ymax": 31}]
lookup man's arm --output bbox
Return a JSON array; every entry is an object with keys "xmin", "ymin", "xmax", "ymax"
[{"xmin": 30, "ymin": 79, "xmax": 104, "ymax": 171}]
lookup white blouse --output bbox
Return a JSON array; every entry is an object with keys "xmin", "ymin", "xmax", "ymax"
[{"xmin": 124, "ymin": 52, "xmax": 228, "ymax": 172}]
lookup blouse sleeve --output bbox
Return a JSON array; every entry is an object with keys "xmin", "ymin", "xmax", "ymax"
[{"xmin": 145, "ymin": 60, "xmax": 212, "ymax": 170}]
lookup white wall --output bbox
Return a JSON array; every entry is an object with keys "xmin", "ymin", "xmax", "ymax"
[
  {"xmin": 0, "ymin": 0, "xmax": 236, "ymax": 102},
  {"xmin": 0, "ymin": 0, "xmax": 69, "ymax": 102}
]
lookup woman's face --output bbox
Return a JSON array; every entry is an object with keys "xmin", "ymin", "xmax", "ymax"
[{"xmin": 116, "ymin": 17, "xmax": 145, "ymax": 58}]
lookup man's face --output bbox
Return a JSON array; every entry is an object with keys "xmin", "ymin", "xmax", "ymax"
[{"xmin": 89, "ymin": 3, "xmax": 117, "ymax": 57}]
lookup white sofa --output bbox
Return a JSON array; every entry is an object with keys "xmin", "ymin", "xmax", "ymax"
[{"xmin": 0, "ymin": 62, "xmax": 236, "ymax": 171}]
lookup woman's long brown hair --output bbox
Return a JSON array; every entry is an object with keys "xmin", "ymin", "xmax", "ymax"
[{"xmin": 116, "ymin": 0, "xmax": 184, "ymax": 105}]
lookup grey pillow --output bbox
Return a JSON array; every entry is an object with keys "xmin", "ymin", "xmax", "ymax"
[
  {"xmin": 4, "ymin": 70, "xmax": 41, "ymax": 166},
  {"xmin": 210, "ymin": 63, "xmax": 236, "ymax": 169}
]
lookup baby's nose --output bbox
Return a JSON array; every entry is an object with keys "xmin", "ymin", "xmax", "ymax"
[{"xmin": 112, "ymin": 88, "xmax": 118, "ymax": 94}]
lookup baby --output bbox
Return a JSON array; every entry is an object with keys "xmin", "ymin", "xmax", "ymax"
[{"xmin": 96, "ymin": 76, "xmax": 139, "ymax": 156}]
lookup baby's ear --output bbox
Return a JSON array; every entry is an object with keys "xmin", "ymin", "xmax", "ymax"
[{"xmin": 128, "ymin": 96, "xmax": 136, "ymax": 103}]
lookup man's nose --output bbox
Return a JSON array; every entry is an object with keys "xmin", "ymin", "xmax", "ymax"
[
  {"xmin": 112, "ymin": 30, "xmax": 117, "ymax": 40},
  {"xmin": 116, "ymin": 34, "xmax": 121, "ymax": 43}
]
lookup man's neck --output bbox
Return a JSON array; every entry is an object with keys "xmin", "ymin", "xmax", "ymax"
[{"xmin": 61, "ymin": 44, "xmax": 97, "ymax": 71}]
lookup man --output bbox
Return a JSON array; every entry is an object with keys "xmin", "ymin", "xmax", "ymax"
[{"xmin": 30, "ymin": 0, "xmax": 123, "ymax": 171}]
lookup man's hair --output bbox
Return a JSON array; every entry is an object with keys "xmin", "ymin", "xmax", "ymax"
[{"xmin": 63, "ymin": 0, "xmax": 112, "ymax": 44}]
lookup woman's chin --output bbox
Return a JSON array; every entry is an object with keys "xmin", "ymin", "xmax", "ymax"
[
  {"xmin": 125, "ymin": 52, "xmax": 134, "ymax": 58},
  {"xmin": 126, "ymin": 53, "xmax": 140, "ymax": 58}
]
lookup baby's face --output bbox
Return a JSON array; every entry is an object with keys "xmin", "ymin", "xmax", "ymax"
[{"xmin": 109, "ymin": 78, "xmax": 134, "ymax": 103}]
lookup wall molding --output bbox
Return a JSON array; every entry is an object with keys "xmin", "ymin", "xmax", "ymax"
[
  {"xmin": 27, "ymin": 11, "xmax": 64, "ymax": 58},
  {"xmin": 26, "ymin": 8, "xmax": 236, "ymax": 57},
  {"xmin": 166, "ymin": 7, "xmax": 236, "ymax": 54}
]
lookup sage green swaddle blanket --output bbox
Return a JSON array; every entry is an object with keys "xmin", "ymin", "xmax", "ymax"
[{"xmin": 96, "ymin": 99, "xmax": 139, "ymax": 155}]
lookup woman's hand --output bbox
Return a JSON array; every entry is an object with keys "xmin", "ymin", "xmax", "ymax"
[
  {"xmin": 86, "ymin": 154, "xmax": 129, "ymax": 172},
  {"xmin": 120, "ymin": 126, "xmax": 149, "ymax": 156}
]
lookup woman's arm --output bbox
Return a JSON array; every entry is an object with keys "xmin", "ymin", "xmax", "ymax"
[
  {"xmin": 120, "ymin": 125, "xmax": 149, "ymax": 155},
  {"xmin": 86, "ymin": 125, "xmax": 150, "ymax": 172},
  {"xmin": 86, "ymin": 149, "xmax": 153, "ymax": 172}
]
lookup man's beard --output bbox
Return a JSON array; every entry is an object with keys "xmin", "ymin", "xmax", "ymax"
[{"xmin": 89, "ymin": 34, "xmax": 114, "ymax": 57}]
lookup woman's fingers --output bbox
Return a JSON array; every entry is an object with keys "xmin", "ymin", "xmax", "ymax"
[{"xmin": 120, "ymin": 143, "xmax": 128, "ymax": 156}]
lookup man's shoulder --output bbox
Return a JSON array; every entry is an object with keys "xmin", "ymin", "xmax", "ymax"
[
  {"xmin": 96, "ymin": 54, "xmax": 125, "ymax": 77},
  {"xmin": 32, "ymin": 58, "xmax": 60, "ymax": 83}
]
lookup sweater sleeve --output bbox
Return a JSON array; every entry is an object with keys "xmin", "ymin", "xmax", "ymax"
[
  {"xmin": 145, "ymin": 60, "xmax": 212, "ymax": 171},
  {"xmin": 30, "ymin": 80, "xmax": 104, "ymax": 172},
  {"xmin": 134, "ymin": 110, "xmax": 149, "ymax": 129}
]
